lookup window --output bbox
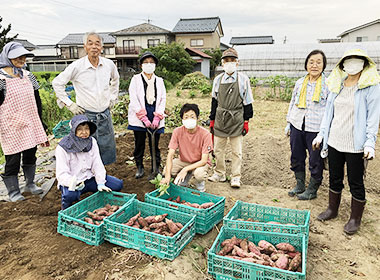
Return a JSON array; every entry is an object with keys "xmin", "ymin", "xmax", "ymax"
[
  {"xmin": 123, "ymin": 40, "xmax": 135, "ymax": 51},
  {"xmin": 148, "ymin": 39, "xmax": 160, "ymax": 48},
  {"xmin": 356, "ymin": 36, "xmax": 368, "ymax": 42},
  {"xmin": 377, "ymin": 36, "xmax": 380, "ymax": 41},
  {"xmin": 69, "ymin": 46, "xmax": 78, "ymax": 59},
  {"xmin": 190, "ymin": 39, "xmax": 204, "ymax": 47}
]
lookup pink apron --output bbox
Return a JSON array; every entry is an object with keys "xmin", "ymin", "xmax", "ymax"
[{"xmin": 0, "ymin": 70, "xmax": 47, "ymax": 155}]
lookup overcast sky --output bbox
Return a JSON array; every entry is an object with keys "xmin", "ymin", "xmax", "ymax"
[{"xmin": 2, "ymin": 0, "xmax": 380, "ymax": 45}]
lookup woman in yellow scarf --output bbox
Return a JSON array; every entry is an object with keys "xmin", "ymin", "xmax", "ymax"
[{"xmin": 285, "ymin": 50, "xmax": 330, "ymax": 200}]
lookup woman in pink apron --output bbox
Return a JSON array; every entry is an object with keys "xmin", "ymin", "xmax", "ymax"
[{"xmin": 0, "ymin": 42, "xmax": 48, "ymax": 202}]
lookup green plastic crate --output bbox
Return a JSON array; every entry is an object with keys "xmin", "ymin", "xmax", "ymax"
[
  {"xmin": 104, "ymin": 199, "xmax": 196, "ymax": 260},
  {"xmin": 57, "ymin": 191, "xmax": 136, "ymax": 246},
  {"xmin": 53, "ymin": 120, "xmax": 71, "ymax": 138},
  {"xmin": 223, "ymin": 201, "xmax": 310, "ymax": 243},
  {"xmin": 144, "ymin": 183, "xmax": 225, "ymax": 234},
  {"xmin": 208, "ymin": 226, "xmax": 307, "ymax": 280}
]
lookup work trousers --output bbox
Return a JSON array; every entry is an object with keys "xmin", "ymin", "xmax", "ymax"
[
  {"xmin": 4, "ymin": 146, "xmax": 37, "ymax": 176},
  {"xmin": 166, "ymin": 158, "xmax": 209, "ymax": 183},
  {"xmin": 214, "ymin": 135, "xmax": 243, "ymax": 179},
  {"xmin": 133, "ymin": 130, "xmax": 161, "ymax": 170}
]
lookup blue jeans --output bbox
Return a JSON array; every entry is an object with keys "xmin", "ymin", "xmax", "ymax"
[{"xmin": 60, "ymin": 175, "xmax": 123, "ymax": 210}]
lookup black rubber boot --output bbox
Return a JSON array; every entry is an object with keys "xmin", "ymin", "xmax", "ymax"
[
  {"xmin": 344, "ymin": 197, "xmax": 366, "ymax": 235},
  {"xmin": 135, "ymin": 161, "xmax": 144, "ymax": 179},
  {"xmin": 297, "ymin": 177, "xmax": 321, "ymax": 200},
  {"xmin": 2, "ymin": 175, "xmax": 25, "ymax": 202},
  {"xmin": 22, "ymin": 164, "xmax": 43, "ymax": 195},
  {"xmin": 288, "ymin": 171, "xmax": 305, "ymax": 197},
  {"xmin": 317, "ymin": 189, "xmax": 342, "ymax": 221}
]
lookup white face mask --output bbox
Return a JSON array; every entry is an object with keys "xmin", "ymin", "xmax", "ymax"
[
  {"xmin": 142, "ymin": 63, "xmax": 156, "ymax": 74},
  {"xmin": 223, "ymin": 62, "xmax": 237, "ymax": 74},
  {"xmin": 182, "ymin": 118, "xmax": 197, "ymax": 130},
  {"xmin": 343, "ymin": 58, "xmax": 365, "ymax": 75}
]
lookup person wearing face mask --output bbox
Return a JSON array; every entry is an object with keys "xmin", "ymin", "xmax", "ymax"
[
  {"xmin": 312, "ymin": 48, "xmax": 380, "ymax": 235},
  {"xmin": 285, "ymin": 50, "xmax": 329, "ymax": 200},
  {"xmin": 55, "ymin": 115, "xmax": 123, "ymax": 209},
  {"xmin": 160, "ymin": 104, "xmax": 213, "ymax": 192},
  {"xmin": 128, "ymin": 52, "xmax": 166, "ymax": 179},
  {"xmin": 53, "ymin": 32, "xmax": 119, "ymax": 166},
  {"xmin": 0, "ymin": 42, "xmax": 49, "ymax": 202},
  {"xmin": 208, "ymin": 48, "xmax": 253, "ymax": 188}
]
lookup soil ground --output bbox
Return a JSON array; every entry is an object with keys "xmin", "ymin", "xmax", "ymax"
[{"xmin": 0, "ymin": 92, "xmax": 379, "ymax": 280}]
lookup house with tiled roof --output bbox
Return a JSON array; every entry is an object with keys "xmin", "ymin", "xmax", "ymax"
[
  {"xmin": 111, "ymin": 23, "xmax": 174, "ymax": 73},
  {"xmin": 173, "ymin": 17, "xmax": 224, "ymax": 50},
  {"xmin": 230, "ymin": 36, "xmax": 274, "ymax": 46}
]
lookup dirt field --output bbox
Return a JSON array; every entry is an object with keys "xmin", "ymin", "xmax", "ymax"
[{"xmin": 0, "ymin": 96, "xmax": 379, "ymax": 280}]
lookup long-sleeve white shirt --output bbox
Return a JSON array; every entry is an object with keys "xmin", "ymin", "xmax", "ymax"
[
  {"xmin": 55, "ymin": 138, "xmax": 106, "ymax": 188},
  {"xmin": 52, "ymin": 56, "xmax": 119, "ymax": 112}
]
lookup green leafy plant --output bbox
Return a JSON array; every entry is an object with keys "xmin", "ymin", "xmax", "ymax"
[
  {"xmin": 149, "ymin": 173, "xmax": 170, "ymax": 196},
  {"xmin": 176, "ymin": 90, "xmax": 181, "ymax": 97},
  {"xmin": 189, "ymin": 90, "xmax": 197, "ymax": 99}
]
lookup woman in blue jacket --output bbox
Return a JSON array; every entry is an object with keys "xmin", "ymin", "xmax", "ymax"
[{"xmin": 313, "ymin": 48, "xmax": 380, "ymax": 235}]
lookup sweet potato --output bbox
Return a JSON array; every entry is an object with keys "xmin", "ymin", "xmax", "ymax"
[
  {"xmin": 230, "ymin": 236, "xmax": 242, "ymax": 246},
  {"xmin": 84, "ymin": 217, "xmax": 94, "ymax": 224},
  {"xmin": 261, "ymin": 254, "xmax": 275, "ymax": 266},
  {"xmin": 258, "ymin": 240, "xmax": 277, "ymax": 254},
  {"xmin": 231, "ymin": 247, "xmax": 237, "ymax": 256},
  {"xmin": 138, "ymin": 217, "xmax": 149, "ymax": 228},
  {"xmin": 248, "ymin": 241, "xmax": 261, "ymax": 256},
  {"xmin": 145, "ymin": 213, "xmax": 168, "ymax": 224},
  {"xmin": 149, "ymin": 222, "xmax": 167, "ymax": 229},
  {"xmin": 275, "ymin": 255, "xmax": 289, "ymax": 270},
  {"xmin": 240, "ymin": 239, "xmax": 249, "ymax": 252},
  {"xmin": 200, "ymin": 202, "xmax": 215, "ymax": 209},
  {"xmin": 87, "ymin": 211, "xmax": 104, "ymax": 221},
  {"xmin": 110, "ymin": 205, "xmax": 119, "ymax": 212},
  {"xmin": 94, "ymin": 209, "xmax": 108, "ymax": 216},
  {"xmin": 132, "ymin": 224, "xmax": 140, "ymax": 228},
  {"xmin": 166, "ymin": 219, "xmax": 180, "ymax": 234},
  {"xmin": 221, "ymin": 238, "xmax": 232, "ymax": 247},
  {"xmin": 176, "ymin": 196, "xmax": 181, "ymax": 203},
  {"xmin": 234, "ymin": 246, "xmax": 260, "ymax": 259},
  {"xmin": 287, "ymin": 251, "xmax": 299, "ymax": 258},
  {"xmin": 189, "ymin": 203, "xmax": 201, "ymax": 208},
  {"xmin": 218, "ymin": 243, "xmax": 234, "ymax": 256},
  {"xmin": 267, "ymin": 221, "xmax": 281, "ymax": 225},
  {"xmin": 104, "ymin": 204, "xmax": 112, "ymax": 210},
  {"xmin": 142, "ymin": 226, "xmax": 150, "ymax": 231},
  {"xmin": 126, "ymin": 212, "xmax": 141, "ymax": 226},
  {"xmin": 288, "ymin": 252, "xmax": 302, "ymax": 271},
  {"xmin": 175, "ymin": 222, "xmax": 184, "ymax": 229},
  {"xmin": 162, "ymin": 231, "xmax": 174, "ymax": 237},
  {"xmin": 276, "ymin": 243, "xmax": 296, "ymax": 253},
  {"xmin": 153, "ymin": 228, "xmax": 164, "ymax": 234}
]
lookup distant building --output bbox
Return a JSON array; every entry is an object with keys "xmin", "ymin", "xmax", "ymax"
[
  {"xmin": 111, "ymin": 23, "xmax": 174, "ymax": 76},
  {"xmin": 185, "ymin": 47, "xmax": 211, "ymax": 78},
  {"xmin": 230, "ymin": 36, "xmax": 274, "ymax": 46},
  {"xmin": 317, "ymin": 38, "xmax": 341, "ymax": 44},
  {"xmin": 220, "ymin": 42, "xmax": 230, "ymax": 51},
  {"xmin": 13, "ymin": 38, "xmax": 37, "ymax": 50},
  {"xmin": 339, "ymin": 19, "xmax": 380, "ymax": 42},
  {"xmin": 173, "ymin": 17, "xmax": 224, "ymax": 50}
]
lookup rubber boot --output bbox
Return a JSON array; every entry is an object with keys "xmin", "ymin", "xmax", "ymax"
[
  {"xmin": 288, "ymin": 171, "xmax": 305, "ymax": 197},
  {"xmin": 2, "ymin": 175, "xmax": 25, "ymax": 202},
  {"xmin": 297, "ymin": 177, "xmax": 321, "ymax": 200},
  {"xmin": 317, "ymin": 189, "xmax": 341, "ymax": 221},
  {"xmin": 135, "ymin": 162, "xmax": 144, "ymax": 179},
  {"xmin": 148, "ymin": 154, "xmax": 161, "ymax": 180},
  {"xmin": 344, "ymin": 197, "xmax": 366, "ymax": 235},
  {"xmin": 22, "ymin": 164, "xmax": 43, "ymax": 195}
]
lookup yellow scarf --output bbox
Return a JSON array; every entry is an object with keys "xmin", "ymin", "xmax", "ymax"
[{"xmin": 297, "ymin": 74, "xmax": 322, "ymax": 108}]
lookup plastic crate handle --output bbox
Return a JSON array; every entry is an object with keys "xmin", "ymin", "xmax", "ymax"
[
  {"xmin": 191, "ymin": 191, "xmax": 201, "ymax": 196},
  {"xmin": 168, "ymin": 204, "xmax": 179, "ymax": 209}
]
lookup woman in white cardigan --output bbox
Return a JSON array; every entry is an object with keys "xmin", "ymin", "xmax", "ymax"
[{"xmin": 127, "ymin": 52, "xmax": 166, "ymax": 179}]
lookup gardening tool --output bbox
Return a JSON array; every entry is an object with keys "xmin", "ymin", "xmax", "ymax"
[
  {"xmin": 363, "ymin": 158, "xmax": 371, "ymax": 179},
  {"xmin": 147, "ymin": 128, "xmax": 158, "ymax": 178}
]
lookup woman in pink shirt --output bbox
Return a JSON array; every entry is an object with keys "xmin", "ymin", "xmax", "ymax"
[
  {"xmin": 55, "ymin": 115, "xmax": 123, "ymax": 209},
  {"xmin": 161, "ymin": 104, "xmax": 213, "ymax": 192}
]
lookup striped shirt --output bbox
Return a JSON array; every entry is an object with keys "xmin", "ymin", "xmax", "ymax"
[
  {"xmin": 286, "ymin": 77, "xmax": 329, "ymax": 132},
  {"xmin": 0, "ymin": 69, "xmax": 40, "ymax": 91},
  {"xmin": 328, "ymin": 85, "xmax": 362, "ymax": 153}
]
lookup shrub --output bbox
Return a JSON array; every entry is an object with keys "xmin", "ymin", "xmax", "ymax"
[
  {"xmin": 178, "ymin": 72, "xmax": 211, "ymax": 90},
  {"xmin": 119, "ymin": 78, "xmax": 131, "ymax": 92},
  {"xmin": 111, "ymin": 95, "xmax": 129, "ymax": 125}
]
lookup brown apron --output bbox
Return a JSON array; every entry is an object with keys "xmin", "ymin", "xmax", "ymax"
[{"xmin": 214, "ymin": 76, "xmax": 244, "ymax": 137}]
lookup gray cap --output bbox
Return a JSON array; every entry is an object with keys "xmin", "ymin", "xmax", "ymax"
[{"xmin": 8, "ymin": 43, "xmax": 34, "ymax": 59}]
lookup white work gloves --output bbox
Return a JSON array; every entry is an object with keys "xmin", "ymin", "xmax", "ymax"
[
  {"xmin": 284, "ymin": 123, "xmax": 291, "ymax": 136},
  {"xmin": 68, "ymin": 175, "xmax": 84, "ymax": 191},
  {"xmin": 68, "ymin": 103, "xmax": 85, "ymax": 115},
  {"xmin": 312, "ymin": 135, "xmax": 323, "ymax": 150},
  {"xmin": 109, "ymin": 99, "xmax": 118, "ymax": 110},
  {"xmin": 97, "ymin": 184, "xmax": 112, "ymax": 192},
  {"xmin": 364, "ymin": 146, "xmax": 375, "ymax": 160}
]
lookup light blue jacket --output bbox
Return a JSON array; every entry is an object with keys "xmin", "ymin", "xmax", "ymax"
[{"xmin": 318, "ymin": 83, "xmax": 380, "ymax": 152}]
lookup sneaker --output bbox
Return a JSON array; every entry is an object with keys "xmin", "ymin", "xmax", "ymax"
[
  {"xmin": 230, "ymin": 177, "xmax": 241, "ymax": 188},
  {"xmin": 195, "ymin": 181, "xmax": 206, "ymax": 192},
  {"xmin": 208, "ymin": 173, "xmax": 226, "ymax": 182}
]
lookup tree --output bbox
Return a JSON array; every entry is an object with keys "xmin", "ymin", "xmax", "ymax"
[
  {"xmin": 203, "ymin": 48, "xmax": 222, "ymax": 71},
  {"xmin": 0, "ymin": 17, "xmax": 18, "ymax": 52},
  {"xmin": 142, "ymin": 42, "xmax": 195, "ymax": 85}
]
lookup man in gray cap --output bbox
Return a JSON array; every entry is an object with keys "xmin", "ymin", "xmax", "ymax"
[
  {"xmin": 52, "ymin": 31, "xmax": 119, "ymax": 165},
  {"xmin": 208, "ymin": 48, "xmax": 253, "ymax": 188}
]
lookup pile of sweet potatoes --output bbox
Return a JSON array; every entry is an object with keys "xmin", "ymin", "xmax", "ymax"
[
  {"xmin": 217, "ymin": 236, "xmax": 302, "ymax": 272},
  {"xmin": 167, "ymin": 196, "xmax": 214, "ymax": 209},
  {"xmin": 84, "ymin": 204, "xmax": 121, "ymax": 225},
  {"xmin": 124, "ymin": 212, "xmax": 184, "ymax": 237}
]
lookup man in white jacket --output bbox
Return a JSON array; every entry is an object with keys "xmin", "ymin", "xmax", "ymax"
[{"xmin": 52, "ymin": 31, "xmax": 119, "ymax": 165}]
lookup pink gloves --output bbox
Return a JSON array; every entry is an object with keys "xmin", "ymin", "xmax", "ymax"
[
  {"xmin": 151, "ymin": 116, "xmax": 161, "ymax": 129},
  {"xmin": 137, "ymin": 109, "xmax": 164, "ymax": 129},
  {"xmin": 140, "ymin": 116, "xmax": 152, "ymax": 128}
]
